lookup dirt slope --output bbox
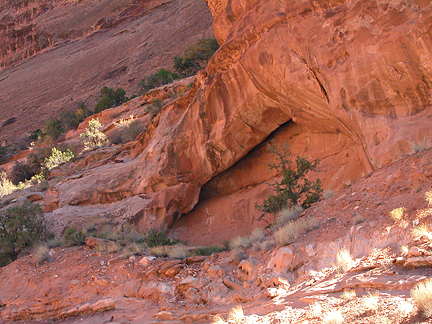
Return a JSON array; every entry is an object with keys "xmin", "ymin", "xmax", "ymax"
[
  {"xmin": 1, "ymin": 148, "xmax": 432, "ymax": 323},
  {"xmin": 0, "ymin": 0, "xmax": 214, "ymax": 142}
]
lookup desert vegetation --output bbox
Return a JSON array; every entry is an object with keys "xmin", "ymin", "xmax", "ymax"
[
  {"xmin": 174, "ymin": 38, "xmax": 219, "ymax": 76},
  {"xmin": 255, "ymin": 142, "xmax": 323, "ymax": 216},
  {"xmin": 80, "ymin": 118, "xmax": 108, "ymax": 150},
  {"xmin": 0, "ymin": 202, "xmax": 51, "ymax": 266}
]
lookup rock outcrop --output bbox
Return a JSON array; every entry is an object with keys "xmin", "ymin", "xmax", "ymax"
[{"xmin": 2, "ymin": 0, "xmax": 432, "ymax": 240}]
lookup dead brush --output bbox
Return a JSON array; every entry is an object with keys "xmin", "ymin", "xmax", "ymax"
[
  {"xmin": 412, "ymin": 223, "xmax": 432, "ymax": 241},
  {"xmin": 336, "ymin": 247, "xmax": 353, "ymax": 272},
  {"xmin": 411, "ymin": 278, "xmax": 432, "ymax": 317}
]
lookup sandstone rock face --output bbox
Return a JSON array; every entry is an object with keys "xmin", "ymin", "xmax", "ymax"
[{"xmin": 12, "ymin": 0, "xmax": 432, "ymax": 239}]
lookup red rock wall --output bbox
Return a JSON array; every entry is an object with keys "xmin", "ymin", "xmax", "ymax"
[{"xmin": 42, "ymin": 0, "xmax": 432, "ymax": 242}]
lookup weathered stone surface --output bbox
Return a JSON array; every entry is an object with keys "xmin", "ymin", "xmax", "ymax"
[
  {"xmin": 403, "ymin": 256, "xmax": 432, "ymax": 268},
  {"xmin": 267, "ymin": 247, "xmax": 295, "ymax": 274}
]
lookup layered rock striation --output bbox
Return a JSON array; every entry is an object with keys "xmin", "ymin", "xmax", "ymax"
[{"xmin": 24, "ymin": 0, "xmax": 432, "ymax": 238}]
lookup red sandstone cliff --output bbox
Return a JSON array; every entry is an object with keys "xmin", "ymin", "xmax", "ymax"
[{"xmin": 1, "ymin": 0, "xmax": 432, "ymax": 244}]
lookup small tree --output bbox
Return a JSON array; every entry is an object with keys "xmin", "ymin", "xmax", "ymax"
[
  {"xmin": 79, "ymin": 118, "xmax": 108, "ymax": 150},
  {"xmin": 255, "ymin": 143, "xmax": 323, "ymax": 216},
  {"xmin": 0, "ymin": 202, "xmax": 50, "ymax": 266},
  {"xmin": 94, "ymin": 86, "xmax": 127, "ymax": 113},
  {"xmin": 44, "ymin": 147, "xmax": 75, "ymax": 170}
]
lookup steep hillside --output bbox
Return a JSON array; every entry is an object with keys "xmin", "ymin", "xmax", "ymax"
[{"xmin": 0, "ymin": 0, "xmax": 214, "ymax": 141}]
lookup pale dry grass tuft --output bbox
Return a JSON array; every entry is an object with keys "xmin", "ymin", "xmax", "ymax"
[
  {"xmin": 114, "ymin": 115, "xmax": 135, "ymax": 128},
  {"xmin": 336, "ymin": 247, "xmax": 353, "ymax": 272},
  {"xmin": 323, "ymin": 190, "xmax": 334, "ymax": 200},
  {"xmin": 308, "ymin": 301, "xmax": 322, "ymax": 318},
  {"xmin": 274, "ymin": 206, "xmax": 303, "ymax": 229},
  {"xmin": 363, "ymin": 293, "xmax": 379, "ymax": 313},
  {"xmin": 322, "ymin": 310, "xmax": 344, "ymax": 324},
  {"xmin": 425, "ymin": 190, "xmax": 432, "ymax": 206},
  {"xmin": 411, "ymin": 139, "xmax": 431, "ymax": 153},
  {"xmin": 227, "ymin": 306, "xmax": 245, "ymax": 323},
  {"xmin": 411, "ymin": 224, "xmax": 432, "ymax": 241},
  {"xmin": 400, "ymin": 245, "xmax": 409, "ymax": 255},
  {"xmin": 33, "ymin": 245, "xmax": 50, "ymax": 265},
  {"xmin": 411, "ymin": 278, "xmax": 432, "ymax": 317},
  {"xmin": 167, "ymin": 245, "xmax": 189, "ymax": 259},
  {"xmin": 390, "ymin": 207, "xmax": 404, "ymax": 222},
  {"xmin": 230, "ymin": 228, "xmax": 266, "ymax": 249},
  {"xmin": 149, "ymin": 246, "xmax": 167, "ymax": 257},
  {"xmin": 275, "ymin": 221, "xmax": 299, "ymax": 246},
  {"xmin": 341, "ymin": 289, "xmax": 356, "ymax": 301},
  {"xmin": 212, "ymin": 315, "xmax": 227, "ymax": 324}
]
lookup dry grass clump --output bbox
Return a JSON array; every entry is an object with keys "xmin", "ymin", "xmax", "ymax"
[
  {"xmin": 425, "ymin": 190, "xmax": 432, "ymax": 206},
  {"xmin": 33, "ymin": 245, "xmax": 50, "ymax": 265},
  {"xmin": 212, "ymin": 306, "xmax": 245, "ymax": 324},
  {"xmin": 275, "ymin": 216, "xmax": 319, "ymax": 246},
  {"xmin": 149, "ymin": 246, "xmax": 167, "ymax": 257},
  {"xmin": 411, "ymin": 278, "xmax": 432, "ymax": 317},
  {"xmin": 390, "ymin": 207, "xmax": 404, "ymax": 222},
  {"xmin": 341, "ymin": 289, "xmax": 356, "ymax": 301},
  {"xmin": 322, "ymin": 310, "xmax": 344, "ymax": 324},
  {"xmin": 166, "ymin": 245, "xmax": 189, "ymax": 259},
  {"xmin": 308, "ymin": 301, "xmax": 322, "ymax": 318},
  {"xmin": 353, "ymin": 214, "xmax": 365, "ymax": 224},
  {"xmin": 273, "ymin": 206, "xmax": 303, "ymax": 229},
  {"xmin": 323, "ymin": 190, "xmax": 334, "ymax": 200},
  {"xmin": 230, "ymin": 228, "xmax": 265, "ymax": 249},
  {"xmin": 363, "ymin": 293, "xmax": 379, "ymax": 313},
  {"xmin": 336, "ymin": 247, "xmax": 353, "ymax": 272},
  {"xmin": 230, "ymin": 248, "xmax": 248, "ymax": 263},
  {"xmin": 400, "ymin": 245, "xmax": 409, "ymax": 255},
  {"xmin": 94, "ymin": 241, "xmax": 122, "ymax": 253},
  {"xmin": 411, "ymin": 224, "xmax": 432, "ymax": 241},
  {"xmin": 227, "ymin": 306, "xmax": 245, "ymax": 323},
  {"xmin": 275, "ymin": 221, "xmax": 299, "ymax": 246}
]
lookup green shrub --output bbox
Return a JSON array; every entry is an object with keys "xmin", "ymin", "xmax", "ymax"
[
  {"xmin": 10, "ymin": 153, "xmax": 44, "ymax": 185},
  {"xmin": 44, "ymin": 118, "xmax": 63, "ymax": 141},
  {"xmin": 174, "ymin": 38, "xmax": 219, "ymax": 76},
  {"xmin": 44, "ymin": 147, "xmax": 74, "ymax": 170},
  {"xmin": 0, "ymin": 202, "xmax": 50, "ymax": 266},
  {"xmin": 60, "ymin": 103, "xmax": 93, "ymax": 131},
  {"xmin": 255, "ymin": 143, "xmax": 323, "ymax": 216},
  {"xmin": 139, "ymin": 69, "xmax": 179, "ymax": 93},
  {"xmin": 0, "ymin": 146, "xmax": 9, "ymax": 164},
  {"xmin": 79, "ymin": 118, "xmax": 108, "ymax": 150},
  {"xmin": 143, "ymin": 229, "xmax": 179, "ymax": 248},
  {"xmin": 63, "ymin": 228, "xmax": 86, "ymax": 246},
  {"xmin": 192, "ymin": 245, "xmax": 227, "ymax": 256},
  {"xmin": 94, "ymin": 87, "xmax": 128, "ymax": 113},
  {"xmin": 146, "ymin": 99, "xmax": 164, "ymax": 117}
]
